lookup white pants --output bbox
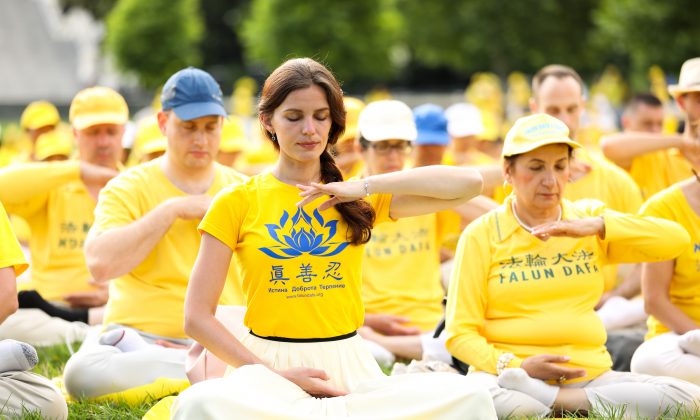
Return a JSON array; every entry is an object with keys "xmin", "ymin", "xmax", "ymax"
[
  {"xmin": 596, "ymin": 296, "xmax": 647, "ymax": 331},
  {"xmin": 468, "ymin": 369, "xmax": 700, "ymax": 419},
  {"xmin": 0, "ymin": 371, "xmax": 67, "ymax": 419},
  {"xmin": 632, "ymin": 331, "xmax": 700, "ymax": 385},
  {"xmin": 0, "ymin": 308, "xmax": 89, "ymax": 347},
  {"xmin": 172, "ymin": 333, "xmax": 497, "ymax": 419},
  {"xmin": 364, "ymin": 330, "xmax": 452, "ymax": 365},
  {"xmin": 63, "ymin": 326, "xmax": 188, "ymax": 399}
]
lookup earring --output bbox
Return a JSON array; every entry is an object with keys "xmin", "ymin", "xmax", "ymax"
[
  {"xmin": 271, "ymin": 133, "xmax": 277, "ymax": 142},
  {"xmin": 503, "ymin": 180, "xmax": 508, "ymax": 189}
]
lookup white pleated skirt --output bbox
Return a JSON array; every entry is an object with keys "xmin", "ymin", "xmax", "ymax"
[{"xmin": 172, "ymin": 332, "xmax": 496, "ymax": 419}]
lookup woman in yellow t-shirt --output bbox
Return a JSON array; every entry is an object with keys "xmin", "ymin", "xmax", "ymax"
[
  {"xmin": 446, "ymin": 113, "xmax": 700, "ymax": 419},
  {"xmin": 171, "ymin": 58, "xmax": 497, "ymax": 419},
  {"xmin": 631, "ymin": 179, "xmax": 700, "ymax": 384}
]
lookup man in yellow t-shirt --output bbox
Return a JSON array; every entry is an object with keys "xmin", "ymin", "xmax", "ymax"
[
  {"xmin": 0, "ymin": 202, "xmax": 68, "ymax": 419},
  {"xmin": 529, "ymin": 64, "xmax": 646, "ymax": 372},
  {"xmin": 0, "ymin": 87, "xmax": 126, "ymax": 347},
  {"xmin": 600, "ymin": 93, "xmax": 693, "ymax": 199},
  {"xmin": 351, "ymin": 100, "xmax": 453, "ymax": 366},
  {"xmin": 63, "ymin": 67, "xmax": 247, "ymax": 400}
]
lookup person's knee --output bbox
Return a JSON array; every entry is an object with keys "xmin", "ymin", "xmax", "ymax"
[
  {"xmin": 14, "ymin": 374, "xmax": 69, "ymax": 420},
  {"xmin": 491, "ymin": 386, "xmax": 551, "ymax": 418},
  {"xmin": 37, "ymin": 388, "xmax": 69, "ymax": 420},
  {"xmin": 172, "ymin": 381, "xmax": 218, "ymax": 418},
  {"xmin": 630, "ymin": 348, "xmax": 666, "ymax": 376},
  {"xmin": 63, "ymin": 346, "xmax": 117, "ymax": 398}
]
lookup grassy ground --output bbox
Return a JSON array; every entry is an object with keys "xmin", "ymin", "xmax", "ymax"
[
  {"xmin": 14, "ymin": 344, "xmax": 700, "ymax": 419},
  {"xmin": 29, "ymin": 343, "xmax": 157, "ymax": 419}
]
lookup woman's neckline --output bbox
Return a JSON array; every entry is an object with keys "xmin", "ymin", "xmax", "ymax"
[{"xmin": 511, "ymin": 200, "xmax": 562, "ymax": 233}]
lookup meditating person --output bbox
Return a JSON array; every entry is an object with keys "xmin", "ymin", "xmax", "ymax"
[
  {"xmin": 630, "ymin": 113, "xmax": 700, "ymax": 383},
  {"xmin": 63, "ymin": 67, "xmax": 246, "ymax": 400},
  {"xmin": 171, "ymin": 57, "xmax": 497, "ymax": 419},
  {"xmin": 445, "ymin": 113, "xmax": 700, "ymax": 418}
]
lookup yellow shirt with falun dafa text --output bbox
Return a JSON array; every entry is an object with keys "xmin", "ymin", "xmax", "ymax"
[
  {"xmin": 362, "ymin": 213, "xmax": 445, "ymax": 332},
  {"xmin": 640, "ymin": 183, "xmax": 700, "ymax": 339},
  {"xmin": 0, "ymin": 161, "xmax": 95, "ymax": 301},
  {"xmin": 94, "ymin": 158, "xmax": 247, "ymax": 339},
  {"xmin": 200, "ymin": 171, "xmax": 393, "ymax": 339},
  {"xmin": 0, "ymin": 202, "xmax": 28, "ymax": 276},
  {"xmin": 493, "ymin": 149, "xmax": 643, "ymax": 291},
  {"xmin": 629, "ymin": 149, "xmax": 692, "ymax": 200},
  {"xmin": 446, "ymin": 196, "xmax": 689, "ymax": 384}
]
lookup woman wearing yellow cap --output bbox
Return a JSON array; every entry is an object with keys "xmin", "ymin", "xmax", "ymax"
[
  {"xmin": 171, "ymin": 58, "xmax": 496, "ymax": 419},
  {"xmin": 445, "ymin": 113, "xmax": 700, "ymax": 418}
]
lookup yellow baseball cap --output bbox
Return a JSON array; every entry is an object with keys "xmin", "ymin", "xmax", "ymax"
[
  {"xmin": 339, "ymin": 97, "xmax": 365, "ymax": 144},
  {"xmin": 220, "ymin": 116, "xmax": 246, "ymax": 153},
  {"xmin": 69, "ymin": 87, "xmax": 129, "ymax": 131},
  {"xmin": 502, "ymin": 113, "xmax": 581, "ymax": 157},
  {"xmin": 35, "ymin": 130, "xmax": 73, "ymax": 161},
  {"xmin": 20, "ymin": 101, "xmax": 60, "ymax": 130},
  {"xmin": 141, "ymin": 136, "xmax": 167, "ymax": 155}
]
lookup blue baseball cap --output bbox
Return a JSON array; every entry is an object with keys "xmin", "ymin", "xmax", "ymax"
[
  {"xmin": 161, "ymin": 67, "xmax": 226, "ymax": 121},
  {"xmin": 413, "ymin": 104, "xmax": 449, "ymax": 146}
]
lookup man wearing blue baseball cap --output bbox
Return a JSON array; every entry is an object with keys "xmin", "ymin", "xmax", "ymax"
[
  {"xmin": 63, "ymin": 68, "xmax": 247, "ymax": 401},
  {"xmin": 412, "ymin": 104, "xmax": 450, "ymax": 167}
]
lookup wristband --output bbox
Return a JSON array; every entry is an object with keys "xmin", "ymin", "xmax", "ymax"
[{"xmin": 496, "ymin": 352, "xmax": 515, "ymax": 375}]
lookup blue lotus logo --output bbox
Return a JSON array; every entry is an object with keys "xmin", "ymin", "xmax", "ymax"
[{"xmin": 259, "ymin": 207, "xmax": 350, "ymax": 259}]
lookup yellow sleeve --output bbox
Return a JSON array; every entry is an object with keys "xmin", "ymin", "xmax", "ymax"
[
  {"xmin": 92, "ymin": 173, "xmax": 142, "ymax": 232},
  {"xmin": 0, "ymin": 161, "xmax": 80, "ymax": 218},
  {"xmin": 367, "ymin": 193, "xmax": 393, "ymax": 225},
  {"xmin": 602, "ymin": 209, "xmax": 690, "ymax": 265},
  {"xmin": 445, "ymin": 218, "xmax": 523, "ymax": 373},
  {"xmin": 199, "ymin": 186, "xmax": 248, "ymax": 250},
  {"xmin": 638, "ymin": 186, "xmax": 676, "ymax": 219},
  {"xmin": 0, "ymin": 203, "xmax": 28, "ymax": 276}
]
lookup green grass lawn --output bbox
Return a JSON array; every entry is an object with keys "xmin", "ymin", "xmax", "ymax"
[
  {"xmin": 20, "ymin": 344, "xmax": 700, "ymax": 420},
  {"xmin": 31, "ymin": 343, "xmax": 157, "ymax": 419}
]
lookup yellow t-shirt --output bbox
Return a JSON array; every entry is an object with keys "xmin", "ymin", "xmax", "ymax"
[
  {"xmin": 9, "ymin": 215, "xmax": 31, "ymax": 244},
  {"xmin": 0, "ymin": 161, "xmax": 96, "ymax": 300},
  {"xmin": 94, "ymin": 158, "xmax": 247, "ymax": 338},
  {"xmin": 566, "ymin": 149, "xmax": 644, "ymax": 292},
  {"xmin": 629, "ymin": 149, "xmax": 692, "ymax": 199},
  {"xmin": 342, "ymin": 160, "xmax": 365, "ymax": 181},
  {"xmin": 200, "ymin": 172, "xmax": 393, "ymax": 339},
  {"xmin": 566, "ymin": 148, "xmax": 642, "ymax": 214},
  {"xmin": 362, "ymin": 213, "xmax": 444, "ymax": 332},
  {"xmin": 436, "ymin": 209, "xmax": 463, "ymax": 252},
  {"xmin": 445, "ymin": 196, "xmax": 689, "ymax": 383},
  {"xmin": 0, "ymin": 202, "xmax": 28, "ymax": 276},
  {"xmin": 640, "ymin": 184, "xmax": 700, "ymax": 339}
]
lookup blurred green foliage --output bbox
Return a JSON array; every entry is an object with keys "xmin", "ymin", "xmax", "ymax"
[
  {"xmin": 241, "ymin": 0, "xmax": 403, "ymax": 85},
  {"xmin": 399, "ymin": 0, "xmax": 600, "ymax": 76},
  {"xmin": 105, "ymin": 0, "xmax": 204, "ymax": 89},
  {"xmin": 81, "ymin": 0, "xmax": 697, "ymax": 89},
  {"xmin": 593, "ymin": 0, "xmax": 700, "ymax": 90}
]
